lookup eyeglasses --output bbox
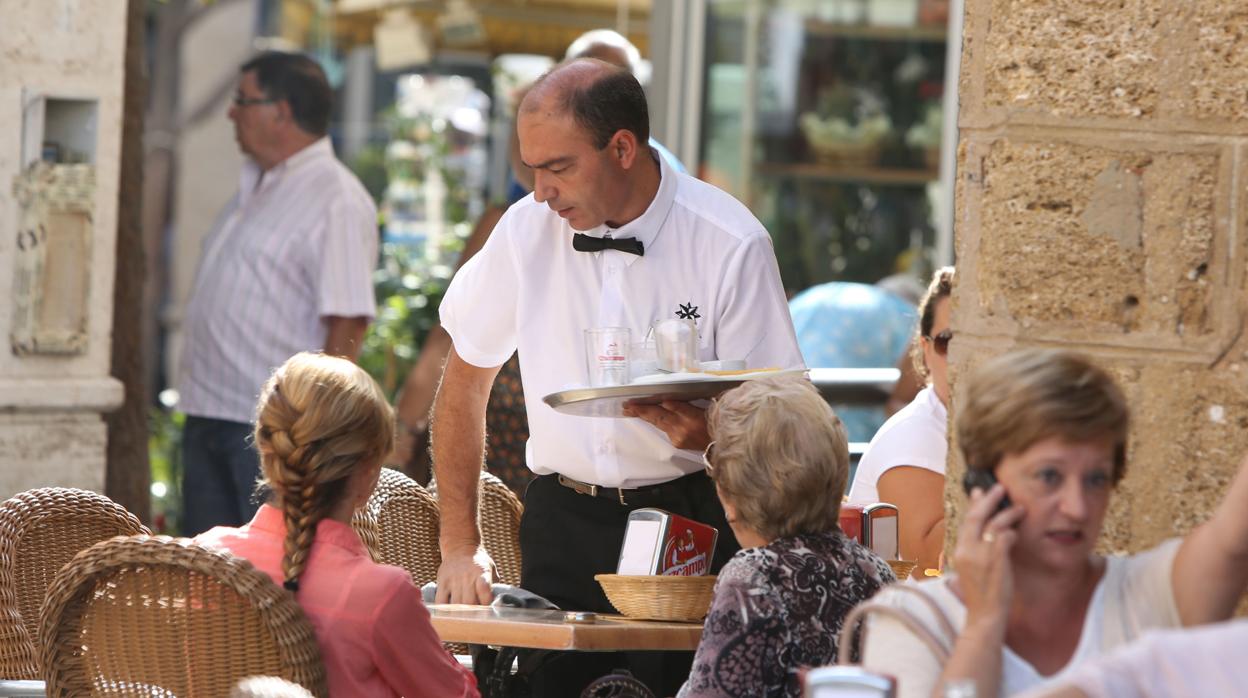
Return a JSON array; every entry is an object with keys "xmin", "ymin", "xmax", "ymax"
[
  {"xmin": 702, "ymin": 440, "xmax": 716, "ymax": 478},
  {"xmin": 233, "ymin": 94, "xmax": 277, "ymax": 107},
  {"xmin": 925, "ymin": 330, "xmax": 953, "ymax": 356}
]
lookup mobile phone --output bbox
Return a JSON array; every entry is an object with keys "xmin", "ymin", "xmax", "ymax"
[{"xmin": 962, "ymin": 468, "xmax": 1012, "ymax": 514}]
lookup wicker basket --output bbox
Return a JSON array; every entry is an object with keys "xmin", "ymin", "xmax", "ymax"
[
  {"xmin": 595, "ymin": 574, "xmax": 717, "ymax": 622},
  {"xmin": 887, "ymin": 560, "xmax": 918, "ymax": 580},
  {"xmin": 810, "ymin": 141, "xmax": 881, "ymax": 167}
]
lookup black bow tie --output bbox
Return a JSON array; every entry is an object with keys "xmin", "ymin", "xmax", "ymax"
[{"xmin": 573, "ymin": 233, "xmax": 644, "ymax": 256}]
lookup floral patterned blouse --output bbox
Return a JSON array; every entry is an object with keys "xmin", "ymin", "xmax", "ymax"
[{"xmin": 677, "ymin": 530, "xmax": 896, "ymax": 698}]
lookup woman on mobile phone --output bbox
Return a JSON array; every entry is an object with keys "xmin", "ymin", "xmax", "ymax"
[{"xmin": 860, "ymin": 348, "xmax": 1248, "ymax": 698}]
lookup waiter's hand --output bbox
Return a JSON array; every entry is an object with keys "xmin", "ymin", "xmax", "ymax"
[
  {"xmin": 623, "ymin": 400, "xmax": 711, "ymax": 450},
  {"xmin": 435, "ymin": 544, "xmax": 495, "ymax": 605}
]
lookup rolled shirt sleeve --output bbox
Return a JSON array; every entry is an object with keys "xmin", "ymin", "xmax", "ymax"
[
  {"xmin": 318, "ymin": 189, "xmax": 379, "ymax": 320},
  {"xmin": 714, "ymin": 231, "xmax": 806, "ymax": 371},
  {"xmin": 439, "ymin": 209, "xmax": 520, "ymax": 368}
]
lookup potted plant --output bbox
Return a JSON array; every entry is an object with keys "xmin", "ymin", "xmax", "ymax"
[{"xmin": 799, "ymin": 84, "xmax": 893, "ymax": 167}]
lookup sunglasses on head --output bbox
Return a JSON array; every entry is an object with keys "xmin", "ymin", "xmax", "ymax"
[{"xmin": 926, "ymin": 329, "xmax": 953, "ymax": 356}]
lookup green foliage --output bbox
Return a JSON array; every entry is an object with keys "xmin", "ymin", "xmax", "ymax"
[
  {"xmin": 355, "ymin": 105, "xmax": 475, "ymax": 399},
  {"xmin": 148, "ymin": 405, "xmax": 184, "ymax": 535},
  {"xmin": 358, "ymin": 238, "xmax": 463, "ymax": 400},
  {"xmin": 350, "ymin": 143, "xmax": 390, "ymax": 204}
]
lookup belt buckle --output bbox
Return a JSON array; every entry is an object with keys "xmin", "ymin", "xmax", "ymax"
[
  {"xmin": 561, "ymin": 474, "xmax": 598, "ymax": 498},
  {"xmin": 617, "ymin": 488, "xmax": 626, "ymax": 506}
]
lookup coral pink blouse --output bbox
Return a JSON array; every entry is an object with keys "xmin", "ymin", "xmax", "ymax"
[{"xmin": 196, "ymin": 505, "xmax": 477, "ymax": 698}]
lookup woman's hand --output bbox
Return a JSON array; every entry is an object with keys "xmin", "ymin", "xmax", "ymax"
[
  {"xmin": 953, "ymin": 484, "xmax": 1025, "ymax": 631},
  {"xmin": 934, "ymin": 484, "xmax": 1026, "ymax": 698}
]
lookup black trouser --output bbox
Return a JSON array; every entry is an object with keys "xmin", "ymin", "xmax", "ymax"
[
  {"xmin": 518, "ymin": 471, "xmax": 739, "ymax": 697},
  {"xmin": 181, "ymin": 416, "xmax": 261, "ymax": 536}
]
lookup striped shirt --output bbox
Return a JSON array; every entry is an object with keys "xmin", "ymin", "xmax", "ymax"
[{"xmin": 178, "ymin": 137, "xmax": 378, "ymax": 424}]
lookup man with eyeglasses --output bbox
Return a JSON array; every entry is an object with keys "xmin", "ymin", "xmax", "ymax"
[{"xmin": 177, "ymin": 51, "xmax": 377, "ymax": 536}]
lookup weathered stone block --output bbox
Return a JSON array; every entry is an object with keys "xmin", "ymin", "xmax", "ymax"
[
  {"xmin": 1106, "ymin": 363, "xmax": 1248, "ymax": 550},
  {"xmin": 0, "ymin": 415, "xmax": 107, "ymax": 498},
  {"xmin": 1183, "ymin": 1, "xmax": 1248, "ymax": 122},
  {"xmin": 983, "ymin": 0, "xmax": 1163, "ymax": 118},
  {"xmin": 969, "ymin": 138, "xmax": 1226, "ymax": 345}
]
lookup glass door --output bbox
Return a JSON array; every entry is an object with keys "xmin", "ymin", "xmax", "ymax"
[{"xmin": 694, "ymin": 0, "xmax": 955, "ymax": 295}]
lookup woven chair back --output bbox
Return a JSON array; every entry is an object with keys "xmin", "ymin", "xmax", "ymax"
[
  {"xmin": 479, "ymin": 472, "xmax": 523, "ymax": 587},
  {"xmin": 0, "ymin": 488, "xmax": 149, "ymax": 680},
  {"xmin": 39, "ymin": 536, "xmax": 326, "ymax": 698},
  {"xmin": 351, "ymin": 468, "xmax": 441, "ymax": 586}
]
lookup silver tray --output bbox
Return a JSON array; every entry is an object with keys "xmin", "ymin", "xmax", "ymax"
[{"xmin": 543, "ymin": 370, "xmax": 806, "ymax": 418}]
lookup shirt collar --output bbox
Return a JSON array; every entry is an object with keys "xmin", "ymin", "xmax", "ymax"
[
  {"xmin": 247, "ymin": 502, "xmax": 369, "ymax": 557},
  {"xmin": 238, "ymin": 137, "xmax": 335, "ymax": 203},
  {"xmin": 584, "ymin": 148, "xmax": 678, "ymax": 267}
]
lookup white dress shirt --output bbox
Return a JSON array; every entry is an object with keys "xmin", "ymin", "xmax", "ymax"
[
  {"xmin": 440, "ymin": 153, "xmax": 804, "ymax": 488},
  {"xmin": 179, "ymin": 138, "xmax": 378, "ymax": 424}
]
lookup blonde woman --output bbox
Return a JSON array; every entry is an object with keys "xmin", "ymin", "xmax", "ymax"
[
  {"xmin": 861, "ymin": 349, "xmax": 1248, "ymax": 697},
  {"xmin": 848, "ymin": 266, "xmax": 953, "ymax": 577},
  {"xmin": 196, "ymin": 353, "xmax": 478, "ymax": 698},
  {"xmin": 678, "ymin": 376, "xmax": 895, "ymax": 698}
]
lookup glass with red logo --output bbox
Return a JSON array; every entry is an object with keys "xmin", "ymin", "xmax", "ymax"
[{"xmin": 584, "ymin": 327, "xmax": 631, "ymax": 386}]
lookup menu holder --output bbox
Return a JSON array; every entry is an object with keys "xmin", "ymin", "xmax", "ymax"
[{"xmin": 839, "ymin": 503, "xmax": 899, "ymax": 561}]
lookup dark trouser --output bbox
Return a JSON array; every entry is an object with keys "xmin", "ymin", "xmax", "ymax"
[
  {"xmin": 518, "ymin": 471, "xmax": 739, "ymax": 697},
  {"xmin": 181, "ymin": 415, "xmax": 261, "ymax": 536}
]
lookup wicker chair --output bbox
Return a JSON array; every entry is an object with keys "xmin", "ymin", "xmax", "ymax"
[
  {"xmin": 39, "ymin": 535, "xmax": 326, "ymax": 698},
  {"xmin": 479, "ymin": 472, "xmax": 524, "ymax": 587},
  {"xmin": 0, "ymin": 488, "xmax": 149, "ymax": 680},
  {"xmin": 350, "ymin": 468, "xmax": 442, "ymax": 587},
  {"xmin": 428, "ymin": 471, "xmax": 524, "ymax": 587}
]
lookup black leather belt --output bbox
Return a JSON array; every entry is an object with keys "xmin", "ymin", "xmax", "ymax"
[{"xmin": 555, "ymin": 473, "xmax": 684, "ymax": 506}]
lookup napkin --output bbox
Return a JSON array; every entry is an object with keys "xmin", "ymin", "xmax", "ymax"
[{"xmin": 420, "ymin": 582, "xmax": 560, "ymax": 609}]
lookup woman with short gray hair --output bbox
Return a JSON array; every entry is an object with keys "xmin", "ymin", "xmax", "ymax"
[{"xmin": 678, "ymin": 375, "xmax": 895, "ymax": 698}]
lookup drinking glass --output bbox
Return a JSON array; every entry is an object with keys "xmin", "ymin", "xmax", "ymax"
[
  {"xmin": 654, "ymin": 319, "xmax": 700, "ymax": 373},
  {"xmin": 584, "ymin": 327, "xmax": 631, "ymax": 386},
  {"xmin": 629, "ymin": 341, "xmax": 659, "ymax": 381}
]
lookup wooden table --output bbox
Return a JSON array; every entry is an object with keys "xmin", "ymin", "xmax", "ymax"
[
  {"xmin": 430, "ymin": 605, "xmax": 704, "ymax": 697},
  {"xmin": 428, "ymin": 604, "xmax": 703, "ymax": 652}
]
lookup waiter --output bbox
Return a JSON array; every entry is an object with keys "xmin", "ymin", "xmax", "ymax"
[{"xmin": 431, "ymin": 58, "xmax": 804, "ymax": 695}]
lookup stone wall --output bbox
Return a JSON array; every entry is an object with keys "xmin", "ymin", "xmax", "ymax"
[
  {"xmin": 0, "ymin": 2, "xmax": 127, "ymax": 496},
  {"xmin": 949, "ymin": 0, "xmax": 1248, "ymax": 553}
]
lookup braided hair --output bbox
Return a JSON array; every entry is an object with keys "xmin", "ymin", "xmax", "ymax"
[{"xmin": 253, "ymin": 352, "xmax": 395, "ymax": 591}]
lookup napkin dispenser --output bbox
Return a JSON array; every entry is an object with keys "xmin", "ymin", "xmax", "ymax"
[
  {"xmin": 616, "ymin": 508, "xmax": 718, "ymax": 576},
  {"xmin": 839, "ymin": 503, "xmax": 899, "ymax": 560}
]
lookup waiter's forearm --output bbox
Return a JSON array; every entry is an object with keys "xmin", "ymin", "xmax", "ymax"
[
  {"xmin": 324, "ymin": 315, "xmax": 370, "ymax": 360},
  {"xmin": 430, "ymin": 348, "xmax": 498, "ymax": 552}
]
